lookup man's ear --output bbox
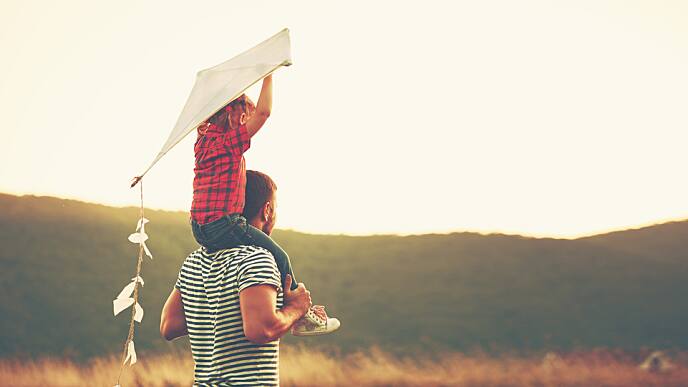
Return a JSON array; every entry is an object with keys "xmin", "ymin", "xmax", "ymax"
[{"xmin": 262, "ymin": 201, "xmax": 271, "ymax": 222}]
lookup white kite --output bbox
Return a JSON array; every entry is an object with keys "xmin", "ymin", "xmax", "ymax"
[{"xmin": 131, "ymin": 28, "xmax": 293, "ymax": 186}]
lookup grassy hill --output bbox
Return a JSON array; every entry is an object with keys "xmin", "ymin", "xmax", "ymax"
[{"xmin": 1, "ymin": 193, "xmax": 687, "ymax": 359}]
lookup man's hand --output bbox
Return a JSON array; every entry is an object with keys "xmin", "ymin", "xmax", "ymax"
[{"xmin": 283, "ymin": 274, "xmax": 311, "ymax": 318}]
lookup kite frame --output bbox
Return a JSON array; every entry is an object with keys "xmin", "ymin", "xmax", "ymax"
[{"xmin": 132, "ymin": 28, "xmax": 292, "ymax": 187}]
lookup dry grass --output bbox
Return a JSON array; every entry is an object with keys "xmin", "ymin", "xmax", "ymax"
[{"xmin": 1, "ymin": 346, "xmax": 687, "ymax": 387}]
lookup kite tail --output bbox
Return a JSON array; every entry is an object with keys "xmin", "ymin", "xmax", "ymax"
[{"xmin": 115, "ymin": 179, "xmax": 149, "ymax": 385}]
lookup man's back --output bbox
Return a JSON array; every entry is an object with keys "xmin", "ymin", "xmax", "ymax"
[{"xmin": 175, "ymin": 245, "xmax": 283, "ymax": 386}]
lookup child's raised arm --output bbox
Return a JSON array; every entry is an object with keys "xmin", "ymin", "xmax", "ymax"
[{"xmin": 246, "ymin": 75, "xmax": 273, "ymax": 138}]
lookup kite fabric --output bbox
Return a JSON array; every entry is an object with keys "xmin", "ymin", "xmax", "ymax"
[{"xmin": 132, "ymin": 28, "xmax": 292, "ymax": 186}]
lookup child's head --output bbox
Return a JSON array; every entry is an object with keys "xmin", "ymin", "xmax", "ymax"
[{"xmin": 206, "ymin": 94, "xmax": 256, "ymax": 130}]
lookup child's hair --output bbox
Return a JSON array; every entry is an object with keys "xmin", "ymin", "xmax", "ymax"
[{"xmin": 206, "ymin": 94, "xmax": 256, "ymax": 130}]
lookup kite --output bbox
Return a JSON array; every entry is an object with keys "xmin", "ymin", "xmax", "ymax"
[{"xmin": 131, "ymin": 28, "xmax": 293, "ymax": 186}]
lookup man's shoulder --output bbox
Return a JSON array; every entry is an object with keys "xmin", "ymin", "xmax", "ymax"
[
  {"xmin": 178, "ymin": 245, "xmax": 277, "ymax": 286},
  {"xmin": 185, "ymin": 245, "xmax": 274, "ymax": 261},
  {"xmin": 233, "ymin": 245, "xmax": 275, "ymax": 265}
]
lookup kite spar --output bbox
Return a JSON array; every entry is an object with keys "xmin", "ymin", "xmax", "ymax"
[{"xmin": 131, "ymin": 28, "xmax": 293, "ymax": 187}]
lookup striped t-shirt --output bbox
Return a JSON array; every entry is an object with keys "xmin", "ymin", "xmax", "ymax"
[{"xmin": 175, "ymin": 245, "xmax": 284, "ymax": 386}]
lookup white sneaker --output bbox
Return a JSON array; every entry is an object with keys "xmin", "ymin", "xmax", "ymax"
[{"xmin": 291, "ymin": 306, "xmax": 340, "ymax": 336}]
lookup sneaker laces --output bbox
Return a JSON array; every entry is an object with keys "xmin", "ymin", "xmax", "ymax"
[{"xmin": 304, "ymin": 307, "xmax": 326, "ymax": 326}]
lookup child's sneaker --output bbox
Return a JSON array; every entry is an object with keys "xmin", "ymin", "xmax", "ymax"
[{"xmin": 291, "ymin": 305, "xmax": 340, "ymax": 336}]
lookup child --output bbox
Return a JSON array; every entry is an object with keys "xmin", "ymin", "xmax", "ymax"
[{"xmin": 190, "ymin": 75, "xmax": 339, "ymax": 336}]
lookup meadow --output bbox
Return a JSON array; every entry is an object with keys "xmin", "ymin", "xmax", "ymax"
[
  {"xmin": 3, "ymin": 194, "xmax": 688, "ymax": 360},
  {"xmin": 1, "ymin": 346, "xmax": 687, "ymax": 387},
  {"xmin": 2, "ymin": 194, "xmax": 688, "ymax": 386}
]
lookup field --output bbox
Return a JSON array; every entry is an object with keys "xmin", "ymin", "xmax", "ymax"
[
  {"xmin": 3, "ymin": 194, "xmax": 688, "ymax": 360},
  {"xmin": 2, "ymin": 346, "xmax": 687, "ymax": 387},
  {"xmin": 2, "ymin": 195, "xmax": 688, "ymax": 386}
]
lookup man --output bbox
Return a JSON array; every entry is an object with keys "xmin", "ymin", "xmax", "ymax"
[{"xmin": 160, "ymin": 170, "xmax": 330, "ymax": 386}]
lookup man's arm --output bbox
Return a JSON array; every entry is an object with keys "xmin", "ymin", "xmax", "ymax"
[
  {"xmin": 240, "ymin": 274, "xmax": 310, "ymax": 344},
  {"xmin": 246, "ymin": 74, "xmax": 272, "ymax": 138},
  {"xmin": 160, "ymin": 288, "xmax": 188, "ymax": 341}
]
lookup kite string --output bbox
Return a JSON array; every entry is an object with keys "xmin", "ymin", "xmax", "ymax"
[{"xmin": 116, "ymin": 180, "xmax": 146, "ymax": 385}]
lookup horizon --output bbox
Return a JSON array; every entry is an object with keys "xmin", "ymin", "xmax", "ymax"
[{"xmin": 3, "ymin": 190, "xmax": 685, "ymax": 240}]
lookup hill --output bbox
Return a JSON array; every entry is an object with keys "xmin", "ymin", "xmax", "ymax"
[{"xmin": 1, "ymin": 193, "xmax": 687, "ymax": 359}]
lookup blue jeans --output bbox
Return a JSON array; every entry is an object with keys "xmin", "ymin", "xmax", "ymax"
[{"xmin": 191, "ymin": 214, "xmax": 298, "ymax": 290}]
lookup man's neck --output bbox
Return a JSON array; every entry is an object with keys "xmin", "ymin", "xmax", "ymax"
[{"xmin": 248, "ymin": 218, "xmax": 266, "ymax": 234}]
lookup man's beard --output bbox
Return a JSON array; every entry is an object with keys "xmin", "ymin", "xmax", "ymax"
[{"xmin": 263, "ymin": 217, "xmax": 275, "ymax": 236}]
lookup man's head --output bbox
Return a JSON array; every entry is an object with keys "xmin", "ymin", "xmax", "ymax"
[{"xmin": 243, "ymin": 170, "xmax": 278, "ymax": 235}]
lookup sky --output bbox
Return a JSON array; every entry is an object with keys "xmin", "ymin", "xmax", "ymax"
[{"xmin": 1, "ymin": 0, "xmax": 687, "ymax": 238}]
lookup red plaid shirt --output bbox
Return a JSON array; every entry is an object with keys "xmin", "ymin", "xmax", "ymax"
[{"xmin": 191, "ymin": 109, "xmax": 251, "ymax": 225}]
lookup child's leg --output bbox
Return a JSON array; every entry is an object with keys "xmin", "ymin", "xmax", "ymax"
[
  {"xmin": 242, "ymin": 223, "xmax": 298, "ymax": 291},
  {"xmin": 191, "ymin": 214, "xmax": 298, "ymax": 291},
  {"xmin": 191, "ymin": 215, "xmax": 245, "ymax": 252}
]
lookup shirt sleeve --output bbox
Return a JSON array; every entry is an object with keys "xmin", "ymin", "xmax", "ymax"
[
  {"xmin": 224, "ymin": 122, "xmax": 251, "ymax": 155},
  {"xmin": 174, "ymin": 268, "xmax": 184, "ymax": 291},
  {"xmin": 237, "ymin": 248, "xmax": 282, "ymax": 293},
  {"xmin": 174, "ymin": 255, "xmax": 190, "ymax": 291}
]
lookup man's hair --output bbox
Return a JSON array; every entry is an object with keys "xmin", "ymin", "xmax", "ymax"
[{"xmin": 243, "ymin": 170, "xmax": 277, "ymax": 221}]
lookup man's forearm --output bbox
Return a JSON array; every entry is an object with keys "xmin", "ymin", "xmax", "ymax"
[
  {"xmin": 262, "ymin": 304, "xmax": 304, "ymax": 342},
  {"xmin": 240, "ymin": 279, "xmax": 311, "ymax": 344}
]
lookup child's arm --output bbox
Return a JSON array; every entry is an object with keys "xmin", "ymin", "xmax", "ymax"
[{"xmin": 246, "ymin": 74, "xmax": 273, "ymax": 138}]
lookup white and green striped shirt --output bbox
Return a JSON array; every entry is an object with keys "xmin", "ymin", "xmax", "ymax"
[{"xmin": 175, "ymin": 245, "xmax": 284, "ymax": 386}]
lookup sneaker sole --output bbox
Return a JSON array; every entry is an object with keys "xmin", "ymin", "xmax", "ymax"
[{"xmin": 292, "ymin": 318, "xmax": 341, "ymax": 337}]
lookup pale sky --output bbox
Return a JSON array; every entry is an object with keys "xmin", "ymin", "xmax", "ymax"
[{"xmin": 1, "ymin": 0, "xmax": 687, "ymax": 238}]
